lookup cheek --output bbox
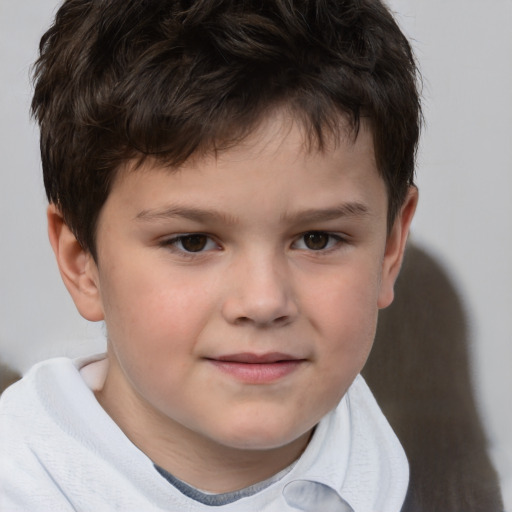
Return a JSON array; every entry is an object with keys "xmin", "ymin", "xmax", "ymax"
[
  {"xmin": 98, "ymin": 269, "xmax": 215, "ymax": 410},
  {"xmin": 303, "ymin": 265, "xmax": 380, "ymax": 373},
  {"xmin": 98, "ymin": 260, "xmax": 216, "ymax": 361}
]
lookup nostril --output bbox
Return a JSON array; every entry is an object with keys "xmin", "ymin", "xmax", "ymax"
[
  {"xmin": 234, "ymin": 316, "xmax": 251, "ymax": 325},
  {"xmin": 234, "ymin": 315, "xmax": 290, "ymax": 327}
]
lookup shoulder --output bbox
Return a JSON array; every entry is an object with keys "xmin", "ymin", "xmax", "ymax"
[
  {"xmin": 0, "ymin": 357, "xmax": 91, "ymax": 452},
  {"xmin": 0, "ymin": 357, "xmax": 91, "ymax": 510},
  {"xmin": 1, "ymin": 357, "xmax": 84, "ymax": 414}
]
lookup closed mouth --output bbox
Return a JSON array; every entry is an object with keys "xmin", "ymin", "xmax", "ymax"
[
  {"xmin": 210, "ymin": 352, "xmax": 303, "ymax": 364},
  {"xmin": 205, "ymin": 353, "xmax": 306, "ymax": 383}
]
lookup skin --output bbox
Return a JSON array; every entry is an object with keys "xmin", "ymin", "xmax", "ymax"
[{"xmin": 48, "ymin": 113, "xmax": 417, "ymax": 492}]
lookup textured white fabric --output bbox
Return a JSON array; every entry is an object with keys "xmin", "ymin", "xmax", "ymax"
[{"xmin": 0, "ymin": 355, "xmax": 408, "ymax": 511}]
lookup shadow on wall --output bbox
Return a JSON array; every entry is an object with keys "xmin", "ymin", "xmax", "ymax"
[
  {"xmin": 364, "ymin": 242, "xmax": 503, "ymax": 512},
  {"xmin": 0, "ymin": 361, "xmax": 20, "ymax": 395}
]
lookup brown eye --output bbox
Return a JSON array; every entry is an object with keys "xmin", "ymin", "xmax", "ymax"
[
  {"xmin": 303, "ymin": 232, "xmax": 329, "ymax": 250},
  {"xmin": 180, "ymin": 235, "xmax": 208, "ymax": 252}
]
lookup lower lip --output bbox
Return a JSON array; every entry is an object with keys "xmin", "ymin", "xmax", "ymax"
[{"xmin": 209, "ymin": 360, "xmax": 303, "ymax": 383}]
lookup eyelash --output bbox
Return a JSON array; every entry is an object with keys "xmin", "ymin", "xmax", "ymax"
[
  {"xmin": 159, "ymin": 231, "xmax": 347, "ymax": 257},
  {"xmin": 292, "ymin": 232, "xmax": 346, "ymax": 252},
  {"xmin": 159, "ymin": 234, "xmax": 219, "ymax": 255}
]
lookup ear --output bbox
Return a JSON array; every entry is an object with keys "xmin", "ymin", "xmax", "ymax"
[
  {"xmin": 47, "ymin": 204, "xmax": 104, "ymax": 321},
  {"xmin": 377, "ymin": 186, "xmax": 418, "ymax": 309}
]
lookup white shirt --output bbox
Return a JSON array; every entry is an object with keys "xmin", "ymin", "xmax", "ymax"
[{"xmin": 0, "ymin": 355, "xmax": 408, "ymax": 511}]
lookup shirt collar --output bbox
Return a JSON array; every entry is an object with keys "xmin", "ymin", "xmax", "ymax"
[{"xmin": 281, "ymin": 375, "xmax": 409, "ymax": 512}]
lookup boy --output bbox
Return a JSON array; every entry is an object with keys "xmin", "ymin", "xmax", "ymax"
[{"xmin": 0, "ymin": 0, "xmax": 420, "ymax": 510}]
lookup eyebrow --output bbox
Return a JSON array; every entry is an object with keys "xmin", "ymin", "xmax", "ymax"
[
  {"xmin": 281, "ymin": 202, "xmax": 371, "ymax": 224},
  {"xmin": 135, "ymin": 201, "xmax": 370, "ymax": 225},
  {"xmin": 135, "ymin": 205, "xmax": 238, "ymax": 225}
]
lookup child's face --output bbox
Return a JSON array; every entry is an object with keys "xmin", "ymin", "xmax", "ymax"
[{"xmin": 58, "ymin": 114, "xmax": 415, "ymax": 460}]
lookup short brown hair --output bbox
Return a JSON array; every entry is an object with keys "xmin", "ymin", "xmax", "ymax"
[{"xmin": 32, "ymin": 0, "xmax": 421, "ymax": 259}]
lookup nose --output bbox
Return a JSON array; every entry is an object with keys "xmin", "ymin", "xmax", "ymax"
[{"xmin": 221, "ymin": 252, "xmax": 298, "ymax": 327}]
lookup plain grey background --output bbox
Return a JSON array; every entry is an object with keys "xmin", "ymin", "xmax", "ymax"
[{"xmin": 1, "ymin": 0, "xmax": 511, "ymax": 507}]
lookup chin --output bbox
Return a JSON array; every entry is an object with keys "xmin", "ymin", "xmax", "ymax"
[{"xmin": 211, "ymin": 418, "xmax": 311, "ymax": 452}]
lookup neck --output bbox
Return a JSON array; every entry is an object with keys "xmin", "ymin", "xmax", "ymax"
[
  {"xmin": 95, "ymin": 368, "xmax": 312, "ymax": 493},
  {"xmin": 149, "ymin": 424, "xmax": 312, "ymax": 493}
]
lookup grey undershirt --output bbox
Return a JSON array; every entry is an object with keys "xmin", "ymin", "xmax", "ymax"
[{"xmin": 155, "ymin": 462, "xmax": 296, "ymax": 506}]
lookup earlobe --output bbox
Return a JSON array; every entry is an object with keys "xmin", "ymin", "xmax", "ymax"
[
  {"xmin": 377, "ymin": 186, "xmax": 418, "ymax": 309},
  {"xmin": 47, "ymin": 205, "xmax": 104, "ymax": 322}
]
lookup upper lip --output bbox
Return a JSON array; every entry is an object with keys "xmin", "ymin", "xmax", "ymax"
[{"xmin": 211, "ymin": 352, "xmax": 302, "ymax": 364}]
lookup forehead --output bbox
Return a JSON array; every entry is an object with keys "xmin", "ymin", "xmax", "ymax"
[{"xmin": 103, "ymin": 114, "xmax": 385, "ymax": 228}]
